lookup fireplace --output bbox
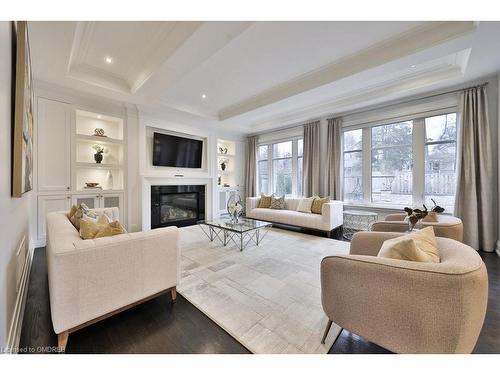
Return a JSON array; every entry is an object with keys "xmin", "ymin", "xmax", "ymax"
[{"xmin": 151, "ymin": 185, "xmax": 205, "ymax": 229}]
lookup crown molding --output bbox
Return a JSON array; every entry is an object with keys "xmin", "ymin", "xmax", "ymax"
[{"xmin": 219, "ymin": 21, "xmax": 477, "ymax": 120}]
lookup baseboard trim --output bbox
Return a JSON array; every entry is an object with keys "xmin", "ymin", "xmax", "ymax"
[{"xmin": 5, "ymin": 245, "xmax": 34, "ymax": 354}]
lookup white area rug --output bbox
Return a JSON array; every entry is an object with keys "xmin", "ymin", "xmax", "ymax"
[{"xmin": 178, "ymin": 225, "xmax": 350, "ymax": 354}]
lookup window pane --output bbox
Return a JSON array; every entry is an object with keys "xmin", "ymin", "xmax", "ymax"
[
  {"xmin": 343, "ymin": 151, "xmax": 362, "ymax": 202},
  {"xmin": 298, "ymin": 139, "xmax": 303, "ymax": 157},
  {"xmin": 372, "ymin": 121, "xmax": 413, "ymax": 147},
  {"xmin": 343, "ymin": 129, "xmax": 362, "ymax": 151},
  {"xmin": 372, "ymin": 147, "xmax": 413, "ymax": 205},
  {"xmin": 425, "ymin": 114, "xmax": 456, "ymax": 142},
  {"xmin": 258, "ymin": 145, "xmax": 268, "ymax": 160},
  {"xmin": 273, "ymin": 158, "xmax": 292, "ymax": 196},
  {"xmin": 297, "ymin": 156, "xmax": 303, "ymax": 197},
  {"xmin": 273, "ymin": 141, "xmax": 292, "ymax": 159},
  {"xmin": 258, "ymin": 160, "xmax": 268, "ymax": 194},
  {"xmin": 424, "ymin": 143, "xmax": 457, "ymax": 212}
]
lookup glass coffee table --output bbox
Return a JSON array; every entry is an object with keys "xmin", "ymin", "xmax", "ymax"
[{"xmin": 198, "ymin": 217, "xmax": 272, "ymax": 251}]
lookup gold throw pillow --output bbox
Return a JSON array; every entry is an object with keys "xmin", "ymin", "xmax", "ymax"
[
  {"xmin": 95, "ymin": 221, "xmax": 126, "ymax": 238},
  {"xmin": 258, "ymin": 193, "xmax": 273, "ymax": 208},
  {"xmin": 67, "ymin": 205, "xmax": 78, "ymax": 219},
  {"xmin": 79, "ymin": 215, "xmax": 113, "ymax": 240},
  {"xmin": 311, "ymin": 196, "xmax": 330, "ymax": 214},
  {"xmin": 378, "ymin": 226, "xmax": 440, "ymax": 263}
]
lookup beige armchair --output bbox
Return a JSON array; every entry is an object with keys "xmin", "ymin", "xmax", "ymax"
[
  {"xmin": 320, "ymin": 231, "xmax": 488, "ymax": 353},
  {"xmin": 371, "ymin": 213, "xmax": 464, "ymax": 242}
]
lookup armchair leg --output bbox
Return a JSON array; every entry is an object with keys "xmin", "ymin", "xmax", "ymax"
[
  {"xmin": 58, "ymin": 331, "xmax": 69, "ymax": 353},
  {"xmin": 170, "ymin": 287, "xmax": 177, "ymax": 303},
  {"xmin": 321, "ymin": 320, "xmax": 333, "ymax": 344}
]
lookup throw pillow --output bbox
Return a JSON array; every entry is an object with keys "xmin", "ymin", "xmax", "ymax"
[
  {"xmin": 80, "ymin": 216, "xmax": 125, "ymax": 240},
  {"xmin": 296, "ymin": 197, "xmax": 315, "ymax": 213},
  {"xmin": 378, "ymin": 226, "xmax": 440, "ymax": 263},
  {"xmin": 67, "ymin": 205, "xmax": 78, "ymax": 219},
  {"xmin": 311, "ymin": 196, "xmax": 330, "ymax": 214},
  {"xmin": 422, "ymin": 212, "xmax": 439, "ymax": 223},
  {"xmin": 258, "ymin": 193, "xmax": 273, "ymax": 208},
  {"xmin": 269, "ymin": 195, "xmax": 285, "ymax": 209},
  {"xmin": 69, "ymin": 203, "xmax": 98, "ymax": 231}
]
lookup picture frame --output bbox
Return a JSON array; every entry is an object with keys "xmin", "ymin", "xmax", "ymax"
[{"xmin": 12, "ymin": 21, "xmax": 34, "ymax": 197}]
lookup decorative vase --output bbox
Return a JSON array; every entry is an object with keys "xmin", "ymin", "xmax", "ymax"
[
  {"xmin": 227, "ymin": 192, "xmax": 243, "ymax": 223},
  {"xmin": 221, "ymin": 162, "xmax": 226, "ymax": 171},
  {"xmin": 94, "ymin": 152, "xmax": 103, "ymax": 164},
  {"xmin": 106, "ymin": 170, "xmax": 114, "ymax": 190},
  {"xmin": 407, "ymin": 216, "xmax": 419, "ymax": 232}
]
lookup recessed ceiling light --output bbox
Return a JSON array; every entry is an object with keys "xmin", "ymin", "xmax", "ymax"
[
  {"xmin": 97, "ymin": 115, "xmax": 102, "ymax": 119},
  {"xmin": 105, "ymin": 56, "xmax": 113, "ymax": 64},
  {"xmin": 411, "ymin": 64, "xmax": 417, "ymax": 68},
  {"xmin": 201, "ymin": 93, "xmax": 207, "ymax": 100}
]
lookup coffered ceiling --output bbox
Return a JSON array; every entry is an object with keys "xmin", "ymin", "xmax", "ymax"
[{"xmin": 28, "ymin": 21, "xmax": 500, "ymax": 133}]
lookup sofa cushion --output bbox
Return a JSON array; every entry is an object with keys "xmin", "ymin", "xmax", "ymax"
[
  {"xmin": 378, "ymin": 226, "xmax": 440, "ymax": 263},
  {"xmin": 249, "ymin": 208, "xmax": 327, "ymax": 230},
  {"xmin": 311, "ymin": 196, "xmax": 330, "ymax": 214},
  {"xmin": 269, "ymin": 195, "xmax": 285, "ymax": 209},
  {"xmin": 258, "ymin": 193, "xmax": 273, "ymax": 208},
  {"xmin": 297, "ymin": 197, "xmax": 315, "ymax": 213}
]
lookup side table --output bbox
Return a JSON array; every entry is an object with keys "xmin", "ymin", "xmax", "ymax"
[{"xmin": 343, "ymin": 210, "xmax": 378, "ymax": 240}]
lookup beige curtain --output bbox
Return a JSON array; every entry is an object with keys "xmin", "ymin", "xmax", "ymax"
[
  {"xmin": 455, "ymin": 86, "xmax": 497, "ymax": 252},
  {"xmin": 244, "ymin": 136, "xmax": 257, "ymax": 198},
  {"xmin": 326, "ymin": 117, "xmax": 342, "ymax": 200},
  {"xmin": 302, "ymin": 121, "xmax": 321, "ymax": 197}
]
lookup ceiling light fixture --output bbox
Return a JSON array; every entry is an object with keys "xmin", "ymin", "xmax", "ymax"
[
  {"xmin": 105, "ymin": 56, "xmax": 113, "ymax": 64},
  {"xmin": 411, "ymin": 64, "xmax": 417, "ymax": 68},
  {"xmin": 97, "ymin": 115, "xmax": 102, "ymax": 119},
  {"xmin": 201, "ymin": 93, "xmax": 207, "ymax": 100}
]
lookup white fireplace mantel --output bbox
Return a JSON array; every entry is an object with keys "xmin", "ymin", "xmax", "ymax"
[{"xmin": 141, "ymin": 175, "xmax": 214, "ymax": 231}]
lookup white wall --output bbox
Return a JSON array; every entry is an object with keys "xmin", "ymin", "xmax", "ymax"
[{"xmin": 0, "ymin": 22, "xmax": 33, "ymax": 348}]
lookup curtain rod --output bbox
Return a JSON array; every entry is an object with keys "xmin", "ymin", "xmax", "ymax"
[
  {"xmin": 250, "ymin": 82, "xmax": 489, "ymax": 137},
  {"xmin": 335, "ymin": 82, "xmax": 489, "ymax": 119}
]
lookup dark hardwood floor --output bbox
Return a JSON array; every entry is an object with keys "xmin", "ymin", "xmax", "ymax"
[{"xmin": 19, "ymin": 247, "xmax": 500, "ymax": 354}]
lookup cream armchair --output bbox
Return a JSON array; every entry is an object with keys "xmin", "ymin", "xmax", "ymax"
[
  {"xmin": 371, "ymin": 213, "xmax": 464, "ymax": 242},
  {"xmin": 320, "ymin": 231, "xmax": 488, "ymax": 353}
]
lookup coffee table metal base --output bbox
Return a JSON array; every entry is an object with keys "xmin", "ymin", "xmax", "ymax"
[{"xmin": 199, "ymin": 222, "xmax": 271, "ymax": 251}]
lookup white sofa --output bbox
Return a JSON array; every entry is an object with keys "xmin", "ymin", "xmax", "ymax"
[
  {"xmin": 246, "ymin": 197, "xmax": 343, "ymax": 237},
  {"xmin": 46, "ymin": 207, "xmax": 179, "ymax": 352}
]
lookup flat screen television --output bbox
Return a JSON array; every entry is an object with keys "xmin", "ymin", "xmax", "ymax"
[{"xmin": 152, "ymin": 132, "xmax": 203, "ymax": 168}]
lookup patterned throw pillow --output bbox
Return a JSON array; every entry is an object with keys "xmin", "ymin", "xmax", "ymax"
[
  {"xmin": 269, "ymin": 195, "xmax": 285, "ymax": 209},
  {"xmin": 69, "ymin": 203, "xmax": 98, "ymax": 231},
  {"xmin": 296, "ymin": 197, "xmax": 315, "ymax": 213},
  {"xmin": 311, "ymin": 196, "xmax": 330, "ymax": 214},
  {"xmin": 258, "ymin": 193, "xmax": 273, "ymax": 208}
]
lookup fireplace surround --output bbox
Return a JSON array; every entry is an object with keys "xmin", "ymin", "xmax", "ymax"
[{"xmin": 151, "ymin": 185, "xmax": 205, "ymax": 229}]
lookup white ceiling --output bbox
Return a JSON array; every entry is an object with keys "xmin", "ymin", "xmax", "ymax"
[{"xmin": 28, "ymin": 21, "xmax": 500, "ymax": 133}]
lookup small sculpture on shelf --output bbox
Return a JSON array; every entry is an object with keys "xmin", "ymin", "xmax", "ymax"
[
  {"xmin": 94, "ymin": 128, "xmax": 106, "ymax": 137},
  {"xmin": 227, "ymin": 192, "xmax": 244, "ymax": 224},
  {"xmin": 220, "ymin": 158, "xmax": 228, "ymax": 171},
  {"xmin": 92, "ymin": 144, "xmax": 107, "ymax": 164},
  {"xmin": 218, "ymin": 146, "xmax": 228, "ymax": 154}
]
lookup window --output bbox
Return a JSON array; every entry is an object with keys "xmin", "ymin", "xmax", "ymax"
[
  {"xmin": 424, "ymin": 113, "xmax": 457, "ymax": 212},
  {"xmin": 273, "ymin": 141, "xmax": 293, "ymax": 196},
  {"xmin": 257, "ymin": 138, "xmax": 303, "ymax": 197},
  {"xmin": 257, "ymin": 145, "xmax": 269, "ymax": 194},
  {"xmin": 342, "ymin": 111, "xmax": 457, "ymax": 211},
  {"xmin": 371, "ymin": 121, "xmax": 413, "ymax": 206},
  {"xmin": 343, "ymin": 129, "xmax": 362, "ymax": 202},
  {"xmin": 297, "ymin": 139, "xmax": 303, "ymax": 197}
]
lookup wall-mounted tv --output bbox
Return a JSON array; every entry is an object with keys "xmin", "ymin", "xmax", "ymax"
[{"xmin": 152, "ymin": 132, "xmax": 203, "ymax": 168}]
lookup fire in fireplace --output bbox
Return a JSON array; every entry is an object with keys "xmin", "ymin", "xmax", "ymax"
[{"xmin": 151, "ymin": 185, "xmax": 205, "ymax": 229}]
